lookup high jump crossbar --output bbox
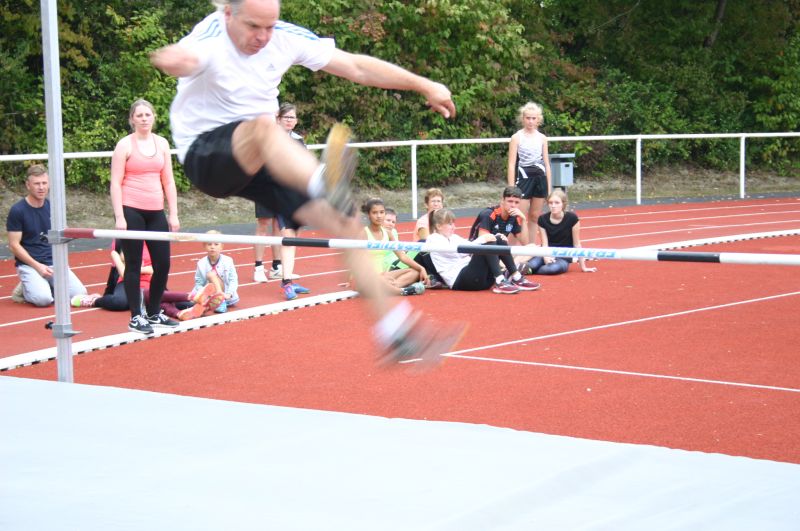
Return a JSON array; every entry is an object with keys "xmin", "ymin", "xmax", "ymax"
[{"xmin": 57, "ymin": 228, "xmax": 800, "ymax": 267}]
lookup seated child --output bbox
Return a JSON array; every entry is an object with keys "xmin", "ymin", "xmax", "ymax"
[
  {"xmin": 190, "ymin": 230, "xmax": 240, "ymax": 313},
  {"xmin": 72, "ymin": 240, "xmax": 221, "ymax": 320},
  {"xmin": 362, "ymin": 198, "xmax": 427, "ymax": 296}
]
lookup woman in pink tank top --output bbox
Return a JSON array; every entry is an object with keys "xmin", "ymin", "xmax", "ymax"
[{"xmin": 110, "ymin": 98, "xmax": 180, "ymax": 335}]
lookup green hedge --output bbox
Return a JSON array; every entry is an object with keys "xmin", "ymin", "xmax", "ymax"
[{"xmin": 2, "ymin": 0, "xmax": 798, "ymax": 190}]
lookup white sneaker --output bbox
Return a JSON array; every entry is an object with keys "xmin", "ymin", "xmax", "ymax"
[
  {"xmin": 268, "ymin": 265, "xmax": 283, "ymax": 280},
  {"xmin": 11, "ymin": 282, "xmax": 25, "ymax": 304},
  {"xmin": 254, "ymin": 265, "xmax": 268, "ymax": 283}
]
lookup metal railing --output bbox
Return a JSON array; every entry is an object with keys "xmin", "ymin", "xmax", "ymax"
[{"xmin": 3, "ymin": 131, "xmax": 799, "ymax": 219}]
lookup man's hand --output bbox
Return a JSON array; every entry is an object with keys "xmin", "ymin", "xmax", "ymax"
[
  {"xmin": 36, "ymin": 263, "xmax": 53, "ymax": 278},
  {"xmin": 424, "ymin": 81, "xmax": 456, "ymax": 119},
  {"xmin": 508, "ymin": 207, "xmax": 526, "ymax": 220}
]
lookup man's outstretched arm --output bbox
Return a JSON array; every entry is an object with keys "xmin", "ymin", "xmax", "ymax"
[
  {"xmin": 322, "ymin": 49, "xmax": 456, "ymax": 119},
  {"xmin": 150, "ymin": 45, "xmax": 200, "ymax": 78}
]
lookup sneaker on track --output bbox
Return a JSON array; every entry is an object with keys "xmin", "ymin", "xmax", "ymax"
[
  {"xmin": 511, "ymin": 277, "xmax": 540, "ymax": 291},
  {"xmin": 517, "ymin": 262, "xmax": 533, "ymax": 276},
  {"xmin": 292, "ymin": 283, "xmax": 310, "ymax": 295},
  {"xmin": 147, "ymin": 311, "xmax": 179, "ymax": 328},
  {"xmin": 254, "ymin": 265, "xmax": 268, "ymax": 283},
  {"xmin": 268, "ymin": 265, "xmax": 283, "ymax": 280},
  {"xmin": 321, "ymin": 123, "xmax": 358, "ymax": 215},
  {"xmin": 177, "ymin": 304, "xmax": 204, "ymax": 321},
  {"xmin": 401, "ymin": 281, "xmax": 425, "ymax": 296},
  {"xmin": 205, "ymin": 292, "xmax": 225, "ymax": 313},
  {"xmin": 282, "ymin": 283, "xmax": 297, "ymax": 301},
  {"xmin": 193, "ymin": 283, "xmax": 217, "ymax": 305},
  {"xmin": 129, "ymin": 314, "xmax": 154, "ymax": 335},
  {"xmin": 215, "ymin": 300, "xmax": 228, "ymax": 313},
  {"xmin": 11, "ymin": 282, "xmax": 25, "ymax": 304},
  {"xmin": 426, "ymin": 277, "xmax": 446, "ymax": 290},
  {"xmin": 492, "ymin": 280, "xmax": 520, "ymax": 294}
]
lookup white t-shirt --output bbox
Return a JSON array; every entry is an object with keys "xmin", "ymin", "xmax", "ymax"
[
  {"xmin": 170, "ymin": 12, "xmax": 335, "ymax": 161},
  {"xmin": 427, "ymin": 232, "xmax": 471, "ymax": 288},
  {"xmin": 516, "ymin": 130, "xmax": 546, "ymax": 170}
]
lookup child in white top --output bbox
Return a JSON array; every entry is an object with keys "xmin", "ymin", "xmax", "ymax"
[
  {"xmin": 507, "ymin": 102, "xmax": 552, "ymax": 243},
  {"xmin": 191, "ymin": 230, "xmax": 240, "ymax": 313}
]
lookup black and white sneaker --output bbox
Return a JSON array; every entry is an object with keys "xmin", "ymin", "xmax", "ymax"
[
  {"xmin": 128, "ymin": 314, "xmax": 154, "ymax": 335},
  {"xmin": 321, "ymin": 123, "xmax": 358, "ymax": 215},
  {"xmin": 147, "ymin": 311, "xmax": 179, "ymax": 328},
  {"xmin": 400, "ymin": 282, "xmax": 425, "ymax": 296}
]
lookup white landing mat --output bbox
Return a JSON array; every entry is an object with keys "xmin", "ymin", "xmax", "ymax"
[{"xmin": 1, "ymin": 376, "xmax": 798, "ymax": 530}]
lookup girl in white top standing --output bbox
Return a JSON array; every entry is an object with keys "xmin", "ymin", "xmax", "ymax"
[{"xmin": 507, "ymin": 102, "xmax": 551, "ymax": 244}]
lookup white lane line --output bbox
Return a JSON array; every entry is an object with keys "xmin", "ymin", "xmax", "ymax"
[
  {"xmin": 580, "ymin": 199, "xmax": 800, "ymax": 220},
  {"xmin": 585, "ymin": 210, "xmax": 800, "ymax": 230},
  {"xmin": 434, "ymin": 290, "xmax": 800, "ymax": 393},
  {"xmin": 445, "ymin": 353, "xmax": 800, "ymax": 394},
  {"xmin": 583, "ymin": 219, "xmax": 800, "ymax": 243}
]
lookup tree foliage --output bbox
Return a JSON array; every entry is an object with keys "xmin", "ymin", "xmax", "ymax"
[{"xmin": 1, "ymin": 0, "xmax": 798, "ymax": 189}]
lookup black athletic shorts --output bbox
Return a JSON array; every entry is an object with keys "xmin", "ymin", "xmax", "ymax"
[
  {"xmin": 515, "ymin": 165, "xmax": 548, "ymax": 199},
  {"xmin": 184, "ymin": 121, "xmax": 311, "ymax": 225},
  {"xmin": 254, "ymin": 202, "xmax": 300, "ymax": 231}
]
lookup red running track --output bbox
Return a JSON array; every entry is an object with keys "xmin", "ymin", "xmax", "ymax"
[{"xmin": 3, "ymin": 198, "xmax": 800, "ymax": 463}]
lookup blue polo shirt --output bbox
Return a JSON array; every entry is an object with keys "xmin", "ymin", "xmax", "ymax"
[{"xmin": 6, "ymin": 198, "xmax": 52, "ymax": 267}]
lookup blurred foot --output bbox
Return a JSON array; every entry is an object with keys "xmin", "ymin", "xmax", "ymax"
[{"xmin": 321, "ymin": 123, "xmax": 357, "ymax": 215}]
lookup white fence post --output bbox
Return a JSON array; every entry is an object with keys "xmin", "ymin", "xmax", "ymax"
[
  {"xmin": 740, "ymin": 135, "xmax": 746, "ymax": 199},
  {"xmin": 411, "ymin": 142, "xmax": 418, "ymax": 219},
  {"xmin": 636, "ymin": 136, "xmax": 642, "ymax": 205}
]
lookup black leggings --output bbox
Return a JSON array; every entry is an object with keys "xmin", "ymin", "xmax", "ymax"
[
  {"xmin": 94, "ymin": 282, "xmax": 128, "ymax": 311},
  {"xmin": 121, "ymin": 206, "xmax": 171, "ymax": 317},
  {"xmin": 452, "ymin": 238, "xmax": 517, "ymax": 290}
]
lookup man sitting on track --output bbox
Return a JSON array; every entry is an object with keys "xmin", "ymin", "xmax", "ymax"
[
  {"xmin": 150, "ymin": 0, "xmax": 463, "ymax": 364},
  {"xmin": 469, "ymin": 186, "xmax": 540, "ymax": 291},
  {"xmin": 6, "ymin": 164, "xmax": 88, "ymax": 307}
]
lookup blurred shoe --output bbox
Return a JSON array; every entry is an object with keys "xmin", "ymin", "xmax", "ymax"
[
  {"xmin": 492, "ymin": 280, "xmax": 520, "ymax": 294},
  {"xmin": 401, "ymin": 281, "xmax": 425, "ymax": 296},
  {"xmin": 427, "ymin": 277, "xmax": 446, "ymax": 290},
  {"xmin": 283, "ymin": 282, "xmax": 297, "ymax": 301},
  {"xmin": 215, "ymin": 300, "xmax": 228, "ymax": 313},
  {"xmin": 253, "ymin": 265, "xmax": 268, "ymax": 283},
  {"xmin": 376, "ymin": 310, "xmax": 466, "ymax": 368},
  {"xmin": 147, "ymin": 311, "xmax": 179, "ymax": 328},
  {"xmin": 511, "ymin": 277, "xmax": 540, "ymax": 291},
  {"xmin": 517, "ymin": 262, "xmax": 533, "ymax": 275},
  {"xmin": 321, "ymin": 123, "xmax": 357, "ymax": 215},
  {"xmin": 292, "ymin": 283, "xmax": 310, "ymax": 295},
  {"xmin": 193, "ymin": 283, "xmax": 217, "ymax": 304},
  {"xmin": 177, "ymin": 308, "xmax": 191, "ymax": 321},
  {"xmin": 205, "ymin": 292, "xmax": 225, "ymax": 313},
  {"xmin": 177, "ymin": 304, "xmax": 203, "ymax": 321},
  {"xmin": 71, "ymin": 293, "xmax": 99, "ymax": 308},
  {"xmin": 11, "ymin": 282, "xmax": 25, "ymax": 304},
  {"xmin": 128, "ymin": 314, "xmax": 154, "ymax": 335},
  {"xmin": 268, "ymin": 265, "xmax": 283, "ymax": 280}
]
